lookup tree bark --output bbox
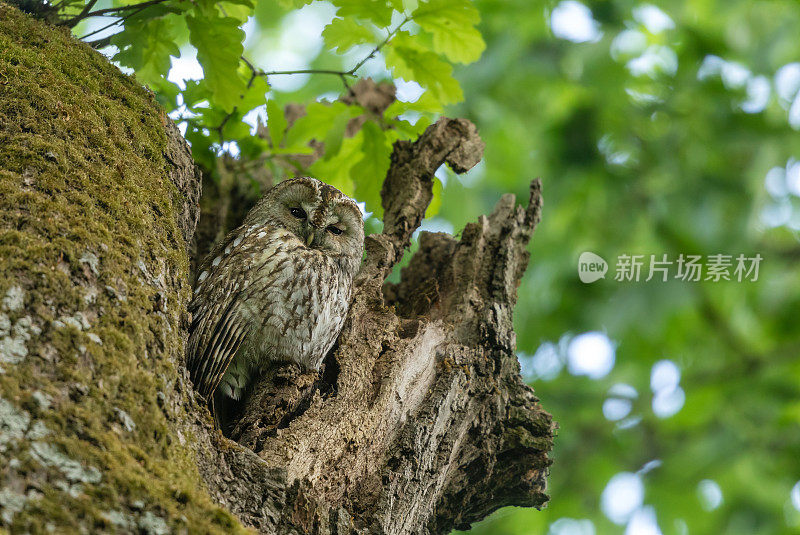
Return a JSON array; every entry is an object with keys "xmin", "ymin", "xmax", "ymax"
[{"xmin": 0, "ymin": 5, "xmax": 554, "ymax": 534}]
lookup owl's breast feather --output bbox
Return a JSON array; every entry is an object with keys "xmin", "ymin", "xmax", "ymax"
[{"xmin": 239, "ymin": 243, "xmax": 352, "ymax": 371}]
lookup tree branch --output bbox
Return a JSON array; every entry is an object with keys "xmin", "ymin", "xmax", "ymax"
[
  {"xmin": 376, "ymin": 118, "xmax": 485, "ymax": 269},
  {"xmin": 77, "ymin": 4, "xmax": 150, "ymax": 41},
  {"xmin": 66, "ymin": 0, "xmax": 170, "ymax": 27},
  {"xmin": 62, "ymin": 0, "xmax": 96, "ymax": 26},
  {"xmin": 239, "ymin": 15, "xmax": 409, "ymax": 88},
  {"xmin": 347, "ymin": 15, "xmax": 409, "ymax": 75}
]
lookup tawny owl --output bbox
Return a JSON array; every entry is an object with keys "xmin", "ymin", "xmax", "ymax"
[{"xmin": 186, "ymin": 177, "xmax": 364, "ymax": 406}]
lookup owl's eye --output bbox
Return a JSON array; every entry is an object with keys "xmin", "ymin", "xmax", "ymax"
[
  {"xmin": 326, "ymin": 225, "xmax": 343, "ymax": 235},
  {"xmin": 290, "ymin": 207, "xmax": 306, "ymax": 219}
]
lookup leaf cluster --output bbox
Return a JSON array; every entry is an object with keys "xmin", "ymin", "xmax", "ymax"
[{"xmin": 62, "ymin": 0, "xmax": 485, "ymax": 217}]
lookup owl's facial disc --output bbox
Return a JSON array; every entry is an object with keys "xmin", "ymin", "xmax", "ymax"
[
  {"xmin": 304, "ymin": 205, "xmax": 343, "ymax": 249},
  {"xmin": 246, "ymin": 177, "xmax": 364, "ymax": 271}
]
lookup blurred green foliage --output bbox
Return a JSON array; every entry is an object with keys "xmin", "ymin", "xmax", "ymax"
[
  {"xmin": 62, "ymin": 0, "xmax": 800, "ymax": 533},
  {"xmin": 450, "ymin": 1, "xmax": 800, "ymax": 534}
]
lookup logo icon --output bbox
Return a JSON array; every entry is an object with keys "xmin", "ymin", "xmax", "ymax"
[{"xmin": 578, "ymin": 252, "xmax": 608, "ymax": 283}]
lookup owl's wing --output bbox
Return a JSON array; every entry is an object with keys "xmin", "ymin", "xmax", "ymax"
[{"xmin": 187, "ymin": 233, "xmax": 251, "ymax": 400}]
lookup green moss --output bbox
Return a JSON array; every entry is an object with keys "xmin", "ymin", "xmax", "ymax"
[{"xmin": 0, "ymin": 4, "xmax": 248, "ymax": 532}]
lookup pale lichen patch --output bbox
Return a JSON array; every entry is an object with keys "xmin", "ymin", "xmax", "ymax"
[
  {"xmin": 87, "ymin": 333, "xmax": 102, "ymax": 345},
  {"xmin": 0, "ymin": 398, "xmax": 30, "ymax": 452},
  {"xmin": 0, "ymin": 488, "xmax": 29, "ymax": 524},
  {"xmin": 114, "ymin": 407, "xmax": 136, "ymax": 432},
  {"xmin": 54, "ymin": 480, "xmax": 86, "ymax": 499},
  {"xmin": 83, "ymin": 287, "xmax": 98, "ymax": 305},
  {"xmin": 105, "ymin": 285, "xmax": 127, "ymax": 302},
  {"xmin": 2, "ymin": 286, "xmax": 24, "ymax": 312},
  {"xmin": 1, "ymin": 315, "xmax": 40, "ymax": 364},
  {"xmin": 14, "ymin": 317, "xmax": 40, "ymax": 338},
  {"xmin": 53, "ymin": 312, "xmax": 90, "ymax": 331},
  {"xmin": 0, "ymin": 336, "xmax": 28, "ymax": 364},
  {"xmin": 29, "ymin": 442, "xmax": 102, "ymax": 484},
  {"xmin": 25, "ymin": 420, "xmax": 50, "ymax": 440},
  {"xmin": 137, "ymin": 259, "xmax": 152, "ymax": 279},
  {"xmin": 103, "ymin": 510, "xmax": 136, "ymax": 530},
  {"xmin": 101, "ymin": 509, "xmax": 170, "ymax": 535},
  {"xmin": 139, "ymin": 511, "xmax": 170, "ymax": 535},
  {"xmin": 79, "ymin": 251, "xmax": 100, "ymax": 276},
  {"xmin": 31, "ymin": 390, "xmax": 52, "ymax": 410}
]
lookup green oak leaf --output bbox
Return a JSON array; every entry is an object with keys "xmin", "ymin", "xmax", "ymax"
[
  {"xmin": 351, "ymin": 120, "xmax": 394, "ymax": 216},
  {"xmin": 217, "ymin": 0, "xmax": 255, "ymax": 21},
  {"xmin": 309, "ymin": 131, "xmax": 362, "ymax": 195},
  {"xmin": 182, "ymin": 79, "xmax": 212, "ymax": 110},
  {"xmin": 385, "ymin": 33, "xmax": 464, "ymax": 105},
  {"xmin": 322, "ymin": 111, "xmax": 354, "ymax": 160},
  {"xmin": 322, "ymin": 17, "xmax": 376, "ymax": 52},
  {"xmin": 331, "ymin": 0, "xmax": 394, "ymax": 27},
  {"xmin": 187, "ymin": 13, "xmax": 247, "ymax": 112},
  {"xmin": 112, "ymin": 17, "xmax": 180, "ymax": 88},
  {"xmin": 284, "ymin": 101, "xmax": 362, "ymax": 150},
  {"xmin": 236, "ymin": 75, "xmax": 270, "ymax": 114},
  {"xmin": 412, "ymin": 0, "xmax": 485, "ymax": 64},
  {"xmin": 267, "ymin": 99, "xmax": 288, "ymax": 148},
  {"xmin": 384, "ymin": 90, "xmax": 444, "ymax": 116}
]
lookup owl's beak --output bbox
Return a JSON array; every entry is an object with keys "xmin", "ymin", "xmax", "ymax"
[{"xmin": 305, "ymin": 229, "xmax": 315, "ymax": 246}]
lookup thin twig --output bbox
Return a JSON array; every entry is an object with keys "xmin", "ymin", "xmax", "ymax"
[
  {"xmin": 346, "ymin": 15, "xmax": 409, "ymax": 75},
  {"xmin": 339, "ymin": 73, "xmax": 354, "ymax": 96},
  {"xmin": 63, "ymin": 0, "xmax": 98, "ymax": 27},
  {"xmin": 85, "ymin": 34, "xmax": 114, "ymax": 49},
  {"xmin": 244, "ymin": 62, "xmax": 357, "ymax": 92},
  {"xmin": 240, "ymin": 55, "xmax": 257, "ymax": 73},
  {"xmin": 77, "ymin": 4, "xmax": 150, "ymax": 41},
  {"xmin": 239, "ymin": 14, "xmax": 411, "ymax": 88},
  {"xmin": 260, "ymin": 68, "xmax": 357, "ymax": 76},
  {"xmin": 216, "ymin": 113, "xmax": 234, "ymax": 144},
  {"xmin": 192, "ymin": 15, "xmax": 411, "ymax": 146},
  {"xmin": 78, "ymin": 17, "xmax": 124, "ymax": 41},
  {"xmin": 71, "ymin": 0, "xmax": 171, "ymax": 25}
]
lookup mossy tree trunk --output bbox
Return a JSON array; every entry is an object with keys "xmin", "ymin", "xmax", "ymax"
[{"xmin": 0, "ymin": 5, "xmax": 554, "ymax": 534}]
